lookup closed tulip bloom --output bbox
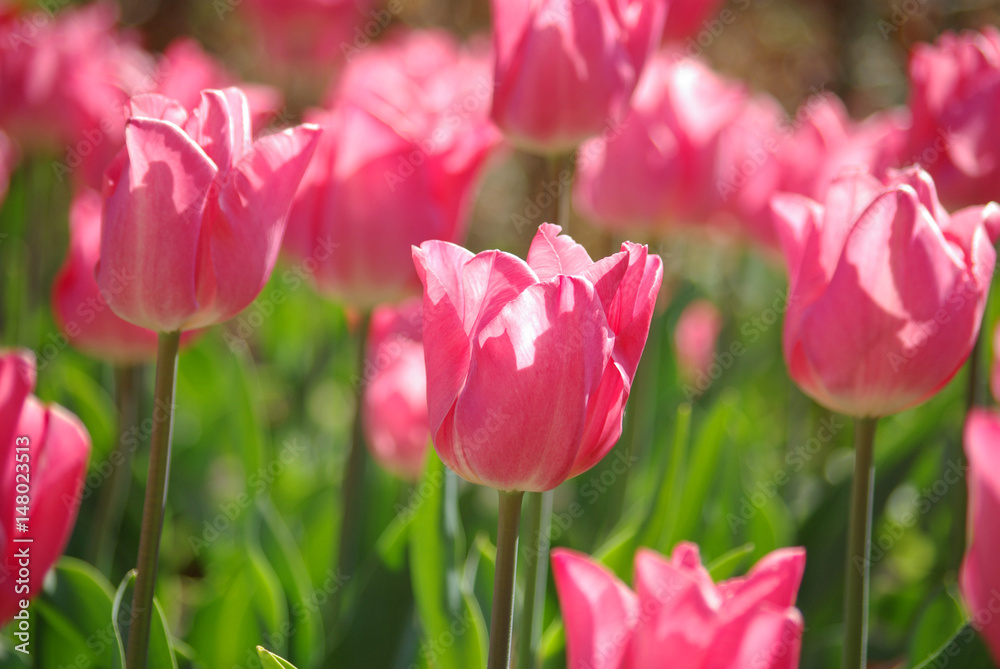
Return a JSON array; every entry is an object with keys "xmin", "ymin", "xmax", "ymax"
[
  {"xmin": 362, "ymin": 298, "xmax": 429, "ymax": 482},
  {"xmin": 0, "ymin": 350, "xmax": 91, "ymax": 624},
  {"xmin": 960, "ymin": 409, "xmax": 1000, "ymax": 663},
  {"xmin": 412, "ymin": 223, "xmax": 662, "ymax": 492},
  {"xmin": 771, "ymin": 167, "xmax": 998, "ymax": 417},
  {"xmin": 284, "ymin": 32, "xmax": 500, "ymax": 307},
  {"xmin": 490, "ymin": 0, "xmax": 667, "ymax": 153},
  {"xmin": 97, "ymin": 88, "xmax": 320, "ymax": 332},
  {"xmin": 906, "ymin": 28, "xmax": 1000, "ymax": 210},
  {"xmin": 674, "ymin": 299, "xmax": 722, "ymax": 384},
  {"xmin": 552, "ymin": 543, "xmax": 805, "ymax": 668}
]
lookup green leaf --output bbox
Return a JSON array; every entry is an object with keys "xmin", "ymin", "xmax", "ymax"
[
  {"xmin": 910, "ymin": 622, "xmax": 994, "ymax": 668},
  {"xmin": 35, "ymin": 557, "xmax": 116, "ymax": 668},
  {"xmin": 908, "ymin": 590, "xmax": 974, "ymax": 667},
  {"xmin": 707, "ymin": 543, "xmax": 755, "ymax": 580},
  {"xmin": 409, "ymin": 450, "xmax": 488, "ymax": 669},
  {"xmin": 111, "ymin": 570, "xmax": 178, "ymax": 669},
  {"xmin": 257, "ymin": 645, "xmax": 300, "ymax": 669},
  {"xmin": 637, "ymin": 403, "xmax": 691, "ymax": 551}
]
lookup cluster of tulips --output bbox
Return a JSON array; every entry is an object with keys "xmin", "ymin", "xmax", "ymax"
[{"xmin": 3, "ymin": 0, "xmax": 1000, "ymax": 667}]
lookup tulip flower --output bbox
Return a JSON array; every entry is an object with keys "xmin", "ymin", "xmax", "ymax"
[
  {"xmin": 412, "ymin": 223, "xmax": 662, "ymax": 492},
  {"xmin": 54, "ymin": 189, "xmax": 203, "ymax": 363},
  {"xmin": 284, "ymin": 31, "xmax": 501, "ymax": 308},
  {"xmin": 771, "ymin": 166, "xmax": 998, "ymax": 418},
  {"xmin": 905, "ymin": 28, "xmax": 1000, "ymax": 211},
  {"xmin": 490, "ymin": 0, "xmax": 667, "ymax": 153},
  {"xmin": 361, "ymin": 298, "xmax": 429, "ymax": 482},
  {"xmin": 662, "ymin": 0, "xmax": 726, "ymax": 42},
  {"xmin": 960, "ymin": 409, "xmax": 1000, "ymax": 663},
  {"xmin": 552, "ymin": 543, "xmax": 805, "ymax": 668},
  {"xmin": 97, "ymin": 87, "xmax": 320, "ymax": 333},
  {"xmin": 0, "ymin": 350, "xmax": 91, "ymax": 624},
  {"xmin": 674, "ymin": 299, "xmax": 722, "ymax": 385}
]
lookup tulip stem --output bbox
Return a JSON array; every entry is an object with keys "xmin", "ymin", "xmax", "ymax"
[
  {"xmin": 516, "ymin": 490, "xmax": 552, "ymax": 669},
  {"xmin": 126, "ymin": 331, "xmax": 180, "ymax": 669},
  {"xmin": 547, "ymin": 153, "xmax": 574, "ymax": 230},
  {"xmin": 90, "ymin": 364, "xmax": 143, "ymax": 575},
  {"xmin": 489, "ymin": 490, "xmax": 525, "ymax": 669},
  {"xmin": 842, "ymin": 416, "xmax": 878, "ymax": 669},
  {"xmin": 330, "ymin": 310, "xmax": 372, "ymax": 629}
]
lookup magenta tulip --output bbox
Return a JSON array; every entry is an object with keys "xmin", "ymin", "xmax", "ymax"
[
  {"xmin": 674, "ymin": 299, "xmax": 722, "ymax": 385},
  {"xmin": 771, "ymin": 166, "xmax": 998, "ymax": 417},
  {"xmin": 961, "ymin": 409, "xmax": 1000, "ymax": 663},
  {"xmin": 0, "ymin": 350, "xmax": 91, "ymax": 624},
  {"xmin": 97, "ymin": 88, "xmax": 320, "ymax": 332},
  {"xmin": 905, "ymin": 28, "xmax": 1000, "ymax": 210},
  {"xmin": 552, "ymin": 543, "xmax": 805, "ymax": 668},
  {"xmin": 361, "ymin": 298, "xmax": 430, "ymax": 482},
  {"xmin": 284, "ymin": 31, "xmax": 501, "ymax": 307},
  {"xmin": 661, "ymin": 0, "xmax": 726, "ymax": 42},
  {"xmin": 412, "ymin": 223, "xmax": 662, "ymax": 492},
  {"xmin": 490, "ymin": 0, "xmax": 667, "ymax": 153}
]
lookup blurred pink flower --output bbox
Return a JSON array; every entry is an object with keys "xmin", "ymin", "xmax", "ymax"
[
  {"xmin": 362, "ymin": 298, "xmax": 429, "ymax": 482},
  {"xmin": 0, "ymin": 350, "xmax": 91, "ymax": 625},
  {"xmin": 0, "ymin": 129, "xmax": 15, "ymax": 204},
  {"xmin": 771, "ymin": 167, "xmax": 997, "ymax": 417},
  {"xmin": 552, "ymin": 542, "xmax": 805, "ymax": 668},
  {"xmin": 98, "ymin": 89, "xmax": 320, "ymax": 332},
  {"xmin": 284, "ymin": 30, "xmax": 501, "ymax": 307},
  {"xmin": 412, "ymin": 223, "xmax": 662, "ymax": 492},
  {"xmin": 674, "ymin": 299, "xmax": 722, "ymax": 384},
  {"xmin": 960, "ymin": 409, "xmax": 1000, "ymax": 664},
  {"xmin": 661, "ymin": 0, "xmax": 726, "ymax": 42},
  {"xmin": 905, "ymin": 27, "xmax": 1000, "ymax": 210},
  {"xmin": 490, "ymin": 0, "xmax": 667, "ymax": 153},
  {"xmin": 238, "ymin": 0, "xmax": 375, "ymax": 72}
]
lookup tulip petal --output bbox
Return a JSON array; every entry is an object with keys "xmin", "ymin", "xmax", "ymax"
[
  {"xmin": 447, "ymin": 276, "xmax": 612, "ymax": 491},
  {"xmin": 770, "ymin": 192, "xmax": 825, "ymax": 292},
  {"xmin": 569, "ymin": 361, "xmax": 628, "ymax": 478},
  {"xmin": 0, "ymin": 351, "xmax": 35, "ymax": 461},
  {"xmin": 961, "ymin": 409, "xmax": 1000, "ymax": 665},
  {"xmin": 552, "ymin": 548, "xmax": 639, "ymax": 669},
  {"xmin": 604, "ymin": 243, "xmax": 663, "ymax": 383},
  {"xmin": 185, "ymin": 89, "xmax": 237, "ymax": 171},
  {"xmin": 526, "ymin": 223, "xmax": 595, "ymax": 280},
  {"xmin": 703, "ymin": 606, "xmax": 804, "ymax": 669},
  {"xmin": 99, "ymin": 117, "xmax": 218, "ymax": 332},
  {"xmin": 205, "ymin": 124, "xmax": 321, "ymax": 327},
  {"xmin": 129, "ymin": 93, "xmax": 188, "ymax": 127}
]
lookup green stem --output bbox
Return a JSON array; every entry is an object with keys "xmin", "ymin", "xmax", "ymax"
[
  {"xmin": 90, "ymin": 364, "xmax": 143, "ymax": 575},
  {"xmin": 126, "ymin": 331, "xmax": 180, "ymax": 669},
  {"xmin": 546, "ymin": 154, "xmax": 574, "ymax": 230},
  {"xmin": 330, "ymin": 310, "xmax": 372, "ymax": 628},
  {"xmin": 516, "ymin": 491, "xmax": 552, "ymax": 669},
  {"xmin": 842, "ymin": 417, "xmax": 878, "ymax": 669},
  {"xmin": 488, "ymin": 490, "xmax": 525, "ymax": 669}
]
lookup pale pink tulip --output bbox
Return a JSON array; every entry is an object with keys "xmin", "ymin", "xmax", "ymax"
[
  {"xmin": 674, "ymin": 299, "xmax": 722, "ymax": 383},
  {"xmin": 97, "ymin": 88, "xmax": 320, "ymax": 332},
  {"xmin": 412, "ymin": 223, "xmax": 662, "ymax": 492},
  {"xmin": 771, "ymin": 167, "xmax": 998, "ymax": 417},
  {"xmin": 361, "ymin": 299, "xmax": 429, "ymax": 482},
  {"xmin": 552, "ymin": 542, "xmax": 805, "ymax": 668},
  {"xmin": 0, "ymin": 350, "xmax": 91, "ymax": 624},
  {"xmin": 490, "ymin": 0, "xmax": 668, "ymax": 153}
]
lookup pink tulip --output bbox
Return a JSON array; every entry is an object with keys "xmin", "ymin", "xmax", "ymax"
[
  {"xmin": 412, "ymin": 223, "xmax": 662, "ymax": 492},
  {"xmin": 154, "ymin": 38, "xmax": 282, "ymax": 134},
  {"xmin": 905, "ymin": 28, "xmax": 1000, "ymax": 211},
  {"xmin": 284, "ymin": 31, "xmax": 501, "ymax": 308},
  {"xmin": 960, "ymin": 409, "xmax": 1000, "ymax": 663},
  {"xmin": 575, "ymin": 53, "xmax": 752, "ymax": 231},
  {"xmin": 661, "ymin": 0, "xmax": 725, "ymax": 42},
  {"xmin": 552, "ymin": 542, "xmax": 805, "ymax": 668},
  {"xmin": 771, "ymin": 166, "xmax": 998, "ymax": 417},
  {"xmin": 490, "ymin": 0, "xmax": 668, "ymax": 153},
  {"xmin": 97, "ymin": 88, "xmax": 320, "ymax": 332},
  {"xmin": 53, "ymin": 189, "xmax": 201, "ymax": 362},
  {"xmin": 361, "ymin": 298, "xmax": 429, "ymax": 482},
  {"xmin": 0, "ymin": 350, "xmax": 91, "ymax": 624},
  {"xmin": 237, "ymin": 0, "xmax": 375, "ymax": 71},
  {"xmin": 674, "ymin": 299, "xmax": 722, "ymax": 383}
]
